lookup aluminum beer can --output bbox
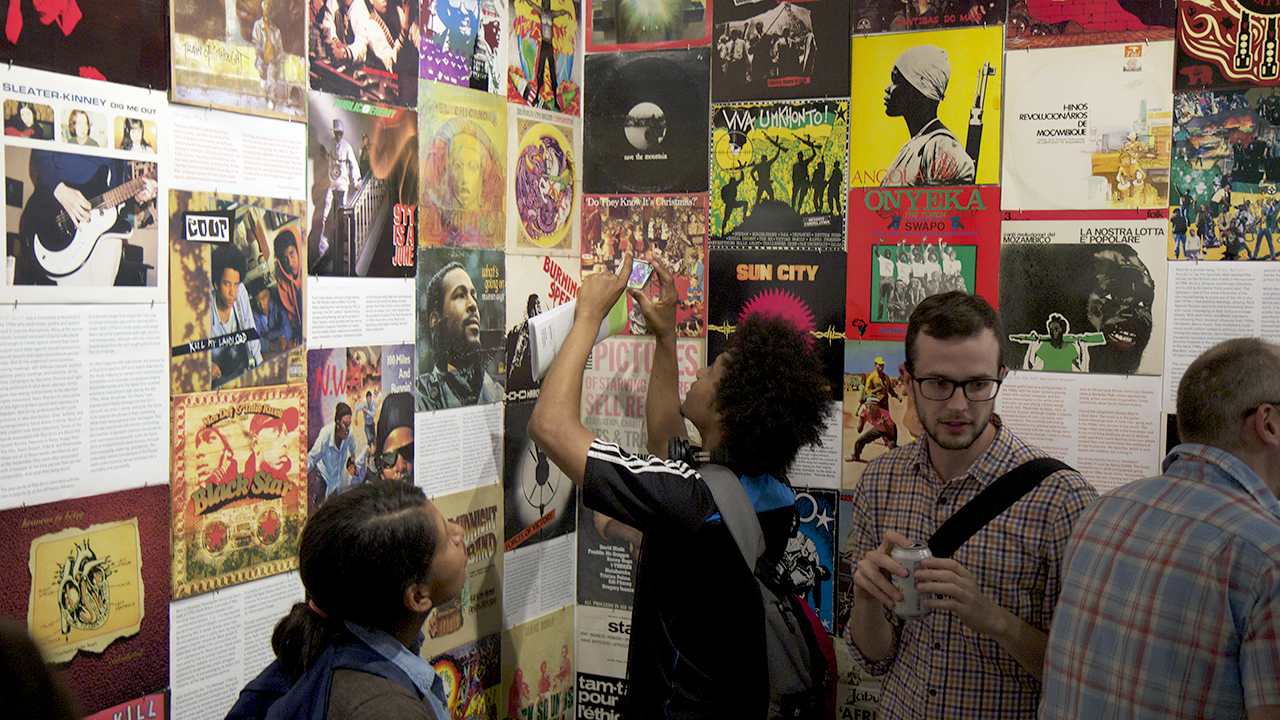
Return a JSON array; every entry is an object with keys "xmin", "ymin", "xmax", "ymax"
[{"xmin": 891, "ymin": 543, "xmax": 932, "ymax": 619}]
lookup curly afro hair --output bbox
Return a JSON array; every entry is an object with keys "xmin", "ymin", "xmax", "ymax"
[{"xmin": 715, "ymin": 313, "xmax": 833, "ymax": 478}]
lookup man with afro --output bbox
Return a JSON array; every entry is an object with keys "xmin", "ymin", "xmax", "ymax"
[{"xmin": 529, "ymin": 253, "xmax": 832, "ymax": 719}]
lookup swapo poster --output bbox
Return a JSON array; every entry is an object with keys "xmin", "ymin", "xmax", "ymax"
[
  {"xmin": 1000, "ymin": 218, "xmax": 1167, "ymax": 375},
  {"xmin": 845, "ymin": 186, "xmax": 1000, "ymax": 343},
  {"xmin": 170, "ymin": 385, "xmax": 306, "ymax": 599},
  {"xmin": 1003, "ymin": 41, "xmax": 1175, "ymax": 211},
  {"xmin": 708, "ymin": 249, "xmax": 845, "ymax": 398},
  {"xmin": 709, "ymin": 99, "xmax": 847, "ymax": 251},
  {"xmin": 168, "ymin": 191, "xmax": 306, "ymax": 395},
  {"xmin": 848, "ymin": 26, "xmax": 1003, "ymax": 188}
]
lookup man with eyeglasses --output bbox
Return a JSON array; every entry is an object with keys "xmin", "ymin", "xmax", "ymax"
[
  {"xmin": 307, "ymin": 402, "xmax": 362, "ymax": 502},
  {"xmin": 1040, "ymin": 337, "xmax": 1280, "ymax": 720},
  {"xmin": 844, "ymin": 291, "xmax": 1097, "ymax": 719}
]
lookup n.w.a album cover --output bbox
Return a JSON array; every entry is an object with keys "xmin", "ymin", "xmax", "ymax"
[
  {"xmin": 1177, "ymin": 0, "xmax": 1280, "ymax": 90},
  {"xmin": 583, "ymin": 48, "xmax": 709, "ymax": 195},
  {"xmin": 420, "ymin": 81, "xmax": 508, "ymax": 248},
  {"xmin": 506, "ymin": 103, "xmax": 579, "ymax": 255},
  {"xmin": 428, "ymin": 632, "xmax": 502, "ymax": 720},
  {"xmin": 582, "ymin": 194, "xmax": 708, "ymax": 337},
  {"xmin": 308, "ymin": 91, "xmax": 419, "ymax": 277},
  {"xmin": 422, "ymin": 483, "xmax": 503, "ymax": 660},
  {"xmin": 708, "ymin": 249, "xmax": 845, "ymax": 398},
  {"xmin": 1000, "ymin": 219, "xmax": 1167, "ymax": 375},
  {"xmin": 506, "ymin": 0, "xmax": 581, "ymax": 114},
  {"xmin": 1002, "ymin": 41, "xmax": 1174, "ymax": 211},
  {"xmin": 416, "ymin": 247, "xmax": 506, "ymax": 411},
  {"xmin": 709, "ymin": 99, "xmax": 846, "ymax": 251},
  {"xmin": 0, "ymin": 485, "xmax": 169, "ymax": 715},
  {"xmin": 306, "ymin": 344, "xmax": 415, "ymax": 511},
  {"xmin": 846, "ymin": 186, "xmax": 1000, "ymax": 342},
  {"xmin": 849, "ymin": 26, "xmax": 1003, "ymax": 188},
  {"xmin": 172, "ymin": 0, "xmax": 307, "ymax": 118},
  {"xmin": 308, "ymin": 0, "xmax": 419, "ymax": 107},
  {"xmin": 1006, "ymin": 0, "xmax": 1173, "ymax": 50},
  {"xmin": 710, "ymin": 0, "xmax": 849, "ymax": 102},
  {"xmin": 171, "ymin": 385, "xmax": 306, "ymax": 599},
  {"xmin": 1169, "ymin": 89, "xmax": 1280, "ymax": 261},
  {"xmin": 169, "ymin": 191, "xmax": 305, "ymax": 395}
]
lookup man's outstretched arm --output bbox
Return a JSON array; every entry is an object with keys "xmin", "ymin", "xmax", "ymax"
[
  {"xmin": 630, "ymin": 256, "xmax": 686, "ymax": 459},
  {"xmin": 528, "ymin": 257, "xmax": 633, "ymax": 486}
]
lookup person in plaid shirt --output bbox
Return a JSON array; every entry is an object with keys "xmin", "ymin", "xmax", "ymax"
[
  {"xmin": 1041, "ymin": 338, "xmax": 1280, "ymax": 719},
  {"xmin": 845, "ymin": 291, "xmax": 1097, "ymax": 719}
]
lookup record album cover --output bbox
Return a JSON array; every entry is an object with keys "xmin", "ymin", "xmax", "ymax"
[
  {"xmin": 506, "ymin": 103, "xmax": 580, "ymax": 255},
  {"xmin": 1000, "ymin": 218, "xmax": 1167, "ymax": 375},
  {"xmin": 0, "ymin": 0, "xmax": 168, "ymax": 88},
  {"xmin": 416, "ymin": 247, "xmax": 506, "ymax": 411},
  {"xmin": 170, "ymin": 385, "xmax": 307, "ymax": 599},
  {"xmin": 308, "ymin": 90, "xmax": 419, "ymax": 277},
  {"xmin": 309, "ymin": 0, "xmax": 419, "ymax": 108},
  {"xmin": 849, "ymin": 26, "xmax": 1003, "ymax": 189},
  {"xmin": 172, "ymin": 0, "xmax": 306, "ymax": 118},
  {"xmin": 709, "ymin": 99, "xmax": 846, "ymax": 251},
  {"xmin": 0, "ymin": 485, "xmax": 169, "ymax": 715},
  {"xmin": 507, "ymin": 0, "xmax": 581, "ymax": 114},
  {"xmin": 710, "ymin": 0, "xmax": 849, "ymax": 102},
  {"xmin": 583, "ymin": 48, "xmax": 710, "ymax": 195},
  {"xmin": 1178, "ymin": 0, "xmax": 1280, "ymax": 90},
  {"xmin": 421, "ymin": 483, "xmax": 503, "ymax": 660},
  {"xmin": 846, "ymin": 186, "xmax": 1000, "ymax": 342},
  {"xmin": 1003, "ymin": 41, "xmax": 1174, "ymax": 211},
  {"xmin": 586, "ymin": 0, "xmax": 712, "ymax": 51},
  {"xmin": 168, "ymin": 191, "xmax": 306, "ymax": 395},
  {"xmin": 420, "ymin": 81, "xmax": 508, "ymax": 248},
  {"xmin": 708, "ymin": 248, "xmax": 845, "ymax": 398},
  {"xmin": 1006, "ymin": 0, "xmax": 1173, "ymax": 50},
  {"xmin": 421, "ymin": 0, "xmax": 509, "ymax": 96},
  {"xmin": 428, "ymin": 632, "xmax": 502, "ymax": 720}
]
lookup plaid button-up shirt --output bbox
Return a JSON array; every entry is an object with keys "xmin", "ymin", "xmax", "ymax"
[
  {"xmin": 845, "ymin": 416, "xmax": 1097, "ymax": 720},
  {"xmin": 1040, "ymin": 443, "xmax": 1280, "ymax": 719}
]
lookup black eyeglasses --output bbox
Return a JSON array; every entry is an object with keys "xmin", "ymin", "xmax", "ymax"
[
  {"xmin": 913, "ymin": 376, "xmax": 1002, "ymax": 402},
  {"xmin": 379, "ymin": 442, "xmax": 413, "ymax": 469}
]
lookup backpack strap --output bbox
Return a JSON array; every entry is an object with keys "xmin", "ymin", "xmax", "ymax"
[
  {"xmin": 927, "ymin": 457, "xmax": 1071, "ymax": 559},
  {"xmin": 698, "ymin": 463, "xmax": 765, "ymax": 568}
]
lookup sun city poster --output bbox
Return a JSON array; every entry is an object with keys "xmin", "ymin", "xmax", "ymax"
[
  {"xmin": 308, "ymin": 91, "xmax": 419, "ymax": 277},
  {"xmin": 1177, "ymin": 0, "xmax": 1280, "ymax": 90},
  {"xmin": 420, "ymin": 81, "xmax": 508, "ymax": 248},
  {"xmin": 1002, "ymin": 41, "xmax": 1174, "ymax": 211},
  {"xmin": 171, "ymin": 0, "xmax": 307, "ymax": 119},
  {"xmin": 506, "ymin": 103, "xmax": 580, "ymax": 255},
  {"xmin": 168, "ymin": 191, "xmax": 306, "ymax": 395},
  {"xmin": 848, "ymin": 26, "xmax": 1003, "ymax": 188},
  {"xmin": 582, "ymin": 194, "xmax": 709, "ymax": 337},
  {"xmin": 707, "ymin": 249, "xmax": 846, "ymax": 398},
  {"xmin": 586, "ymin": 0, "xmax": 712, "ymax": 51},
  {"xmin": 709, "ymin": 98, "xmax": 847, "ymax": 250},
  {"xmin": 0, "ymin": 485, "xmax": 169, "ymax": 715},
  {"xmin": 507, "ymin": 0, "xmax": 582, "ymax": 115},
  {"xmin": 170, "ymin": 386, "xmax": 306, "ymax": 599},
  {"xmin": 846, "ymin": 186, "xmax": 1000, "ymax": 343},
  {"xmin": 1000, "ymin": 218, "xmax": 1167, "ymax": 375}
]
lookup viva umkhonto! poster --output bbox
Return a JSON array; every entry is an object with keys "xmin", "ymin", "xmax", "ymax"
[
  {"xmin": 171, "ymin": 385, "xmax": 307, "ymax": 599},
  {"xmin": 846, "ymin": 186, "xmax": 1000, "ymax": 343}
]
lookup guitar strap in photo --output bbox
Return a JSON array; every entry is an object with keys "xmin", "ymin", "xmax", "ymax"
[{"xmin": 927, "ymin": 457, "xmax": 1071, "ymax": 559}]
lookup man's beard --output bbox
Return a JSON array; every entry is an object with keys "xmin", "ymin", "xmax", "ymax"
[{"xmin": 434, "ymin": 322, "xmax": 483, "ymax": 370}]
